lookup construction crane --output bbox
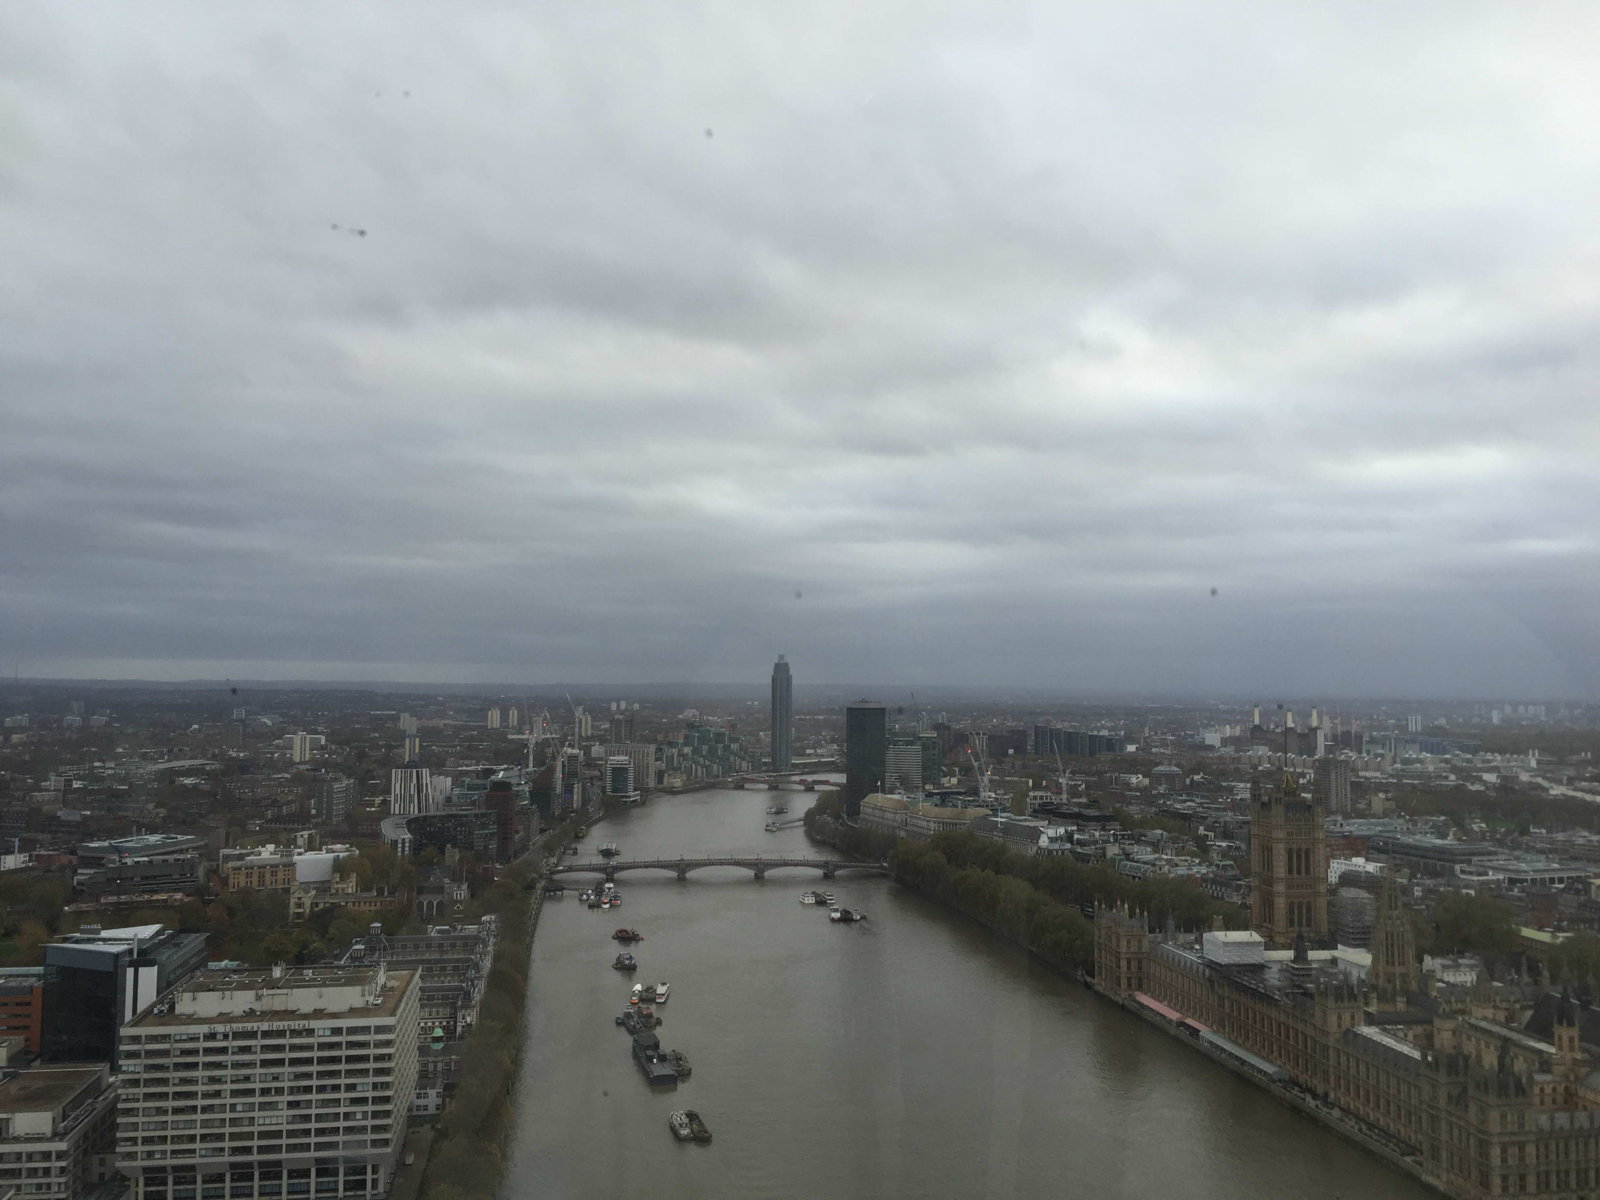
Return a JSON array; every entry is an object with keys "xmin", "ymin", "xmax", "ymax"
[{"xmin": 966, "ymin": 745, "xmax": 996, "ymax": 810}]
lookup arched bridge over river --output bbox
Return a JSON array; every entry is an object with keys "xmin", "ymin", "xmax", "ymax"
[{"xmin": 547, "ymin": 856, "xmax": 890, "ymax": 882}]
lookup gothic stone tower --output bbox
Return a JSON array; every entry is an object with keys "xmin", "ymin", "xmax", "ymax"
[
  {"xmin": 1250, "ymin": 765, "xmax": 1329, "ymax": 948},
  {"xmin": 1093, "ymin": 904, "xmax": 1150, "ymax": 999},
  {"xmin": 1370, "ymin": 873, "xmax": 1417, "ymax": 1008}
]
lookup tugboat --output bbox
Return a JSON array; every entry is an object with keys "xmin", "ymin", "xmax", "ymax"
[
  {"xmin": 613, "ymin": 953, "xmax": 638, "ymax": 971},
  {"xmin": 684, "ymin": 1110, "xmax": 712, "ymax": 1143},
  {"xmin": 668, "ymin": 1049, "xmax": 691, "ymax": 1079},
  {"xmin": 612, "ymin": 928, "xmax": 643, "ymax": 942},
  {"xmin": 616, "ymin": 1009, "xmax": 659, "ymax": 1033},
  {"xmin": 669, "ymin": 1111, "xmax": 694, "ymax": 1141}
]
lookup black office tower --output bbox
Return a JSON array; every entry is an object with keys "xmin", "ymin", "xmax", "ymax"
[
  {"xmin": 844, "ymin": 700, "xmax": 888, "ymax": 819},
  {"xmin": 770, "ymin": 655, "xmax": 793, "ymax": 771},
  {"xmin": 41, "ymin": 927, "xmax": 209, "ymax": 1067}
]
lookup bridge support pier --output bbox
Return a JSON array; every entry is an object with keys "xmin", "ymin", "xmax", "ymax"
[
  {"xmin": 676, "ymin": 860, "xmax": 688, "ymax": 881},
  {"xmin": 822, "ymin": 862, "xmax": 836, "ymax": 878},
  {"xmin": 753, "ymin": 865, "xmax": 765, "ymax": 880},
  {"xmin": 604, "ymin": 865, "xmax": 616, "ymax": 882}
]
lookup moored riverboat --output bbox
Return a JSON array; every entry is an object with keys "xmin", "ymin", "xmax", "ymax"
[
  {"xmin": 684, "ymin": 1109, "xmax": 711, "ymax": 1143},
  {"xmin": 669, "ymin": 1049, "xmax": 691, "ymax": 1078},
  {"xmin": 633, "ymin": 1031, "xmax": 679, "ymax": 1086},
  {"xmin": 612, "ymin": 928, "xmax": 642, "ymax": 942},
  {"xmin": 669, "ymin": 1111, "xmax": 693, "ymax": 1141},
  {"xmin": 613, "ymin": 953, "xmax": 637, "ymax": 971},
  {"xmin": 653, "ymin": 981, "xmax": 669, "ymax": 1004}
]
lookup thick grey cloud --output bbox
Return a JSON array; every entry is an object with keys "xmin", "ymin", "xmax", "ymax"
[{"xmin": 3, "ymin": 2, "xmax": 1599, "ymax": 697}]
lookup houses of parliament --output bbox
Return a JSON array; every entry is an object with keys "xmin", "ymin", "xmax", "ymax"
[{"xmin": 1096, "ymin": 763, "xmax": 1600, "ymax": 1200}]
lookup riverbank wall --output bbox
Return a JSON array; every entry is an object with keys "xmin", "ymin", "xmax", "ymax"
[{"xmin": 1091, "ymin": 979, "xmax": 1446, "ymax": 1196}]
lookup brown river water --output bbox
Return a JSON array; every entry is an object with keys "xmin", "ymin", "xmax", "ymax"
[{"xmin": 504, "ymin": 783, "xmax": 1435, "ymax": 1200}]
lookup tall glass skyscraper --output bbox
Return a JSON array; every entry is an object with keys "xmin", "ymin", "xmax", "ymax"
[
  {"xmin": 844, "ymin": 700, "xmax": 888, "ymax": 819},
  {"xmin": 770, "ymin": 654, "xmax": 793, "ymax": 770}
]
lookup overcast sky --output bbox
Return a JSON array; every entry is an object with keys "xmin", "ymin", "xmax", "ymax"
[{"xmin": 3, "ymin": 3, "xmax": 1599, "ymax": 699}]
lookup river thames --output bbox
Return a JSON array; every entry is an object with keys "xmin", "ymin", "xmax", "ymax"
[{"xmin": 503, "ymin": 784, "xmax": 1436, "ymax": 1200}]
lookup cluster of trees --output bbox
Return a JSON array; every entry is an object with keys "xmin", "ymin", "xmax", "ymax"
[
  {"xmin": 802, "ymin": 790, "xmax": 897, "ymax": 860},
  {"xmin": 894, "ymin": 840, "xmax": 1095, "ymax": 971},
  {"xmin": 907, "ymin": 832, "xmax": 1238, "ymax": 935},
  {"xmin": 1392, "ymin": 784, "xmax": 1600, "ymax": 834},
  {"xmin": 802, "ymin": 793, "xmax": 1239, "ymax": 976},
  {"xmin": 0, "ymin": 869, "xmax": 71, "ymax": 965},
  {"xmin": 1418, "ymin": 890, "xmax": 1520, "ymax": 969},
  {"xmin": 418, "ymin": 816, "xmax": 579, "ymax": 1200}
]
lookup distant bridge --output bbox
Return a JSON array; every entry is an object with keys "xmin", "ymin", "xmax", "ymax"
[
  {"xmin": 730, "ymin": 776, "xmax": 840, "ymax": 791},
  {"xmin": 547, "ymin": 856, "xmax": 888, "ymax": 881}
]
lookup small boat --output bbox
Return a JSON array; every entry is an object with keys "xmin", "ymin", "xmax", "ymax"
[
  {"xmin": 654, "ymin": 982, "xmax": 669, "ymax": 1004},
  {"xmin": 684, "ymin": 1109, "xmax": 711, "ymax": 1143},
  {"xmin": 669, "ymin": 1111, "xmax": 694, "ymax": 1141},
  {"xmin": 609, "ymin": 894, "xmax": 622, "ymax": 907},
  {"xmin": 669, "ymin": 1049, "xmax": 691, "ymax": 1078},
  {"xmin": 765, "ymin": 804, "xmax": 788, "ymax": 815},
  {"xmin": 578, "ymin": 890, "xmax": 592, "ymax": 902},
  {"xmin": 618, "ymin": 1009, "xmax": 658, "ymax": 1033},
  {"xmin": 764, "ymin": 822, "xmax": 782, "ymax": 833},
  {"xmin": 613, "ymin": 953, "xmax": 637, "ymax": 971},
  {"xmin": 587, "ymin": 895, "xmax": 601, "ymax": 909},
  {"xmin": 829, "ymin": 907, "xmax": 843, "ymax": 922},
  {"xmin": 823, "ymin": 892, "xmax": 835, "ymax": 905},
  {"xmin": 630, "ymin": 984, "xmax": 644, "ymax": 1005},
  {"xmin": 612, "ymin": 928, "xmax": 642, "ymax": 942},
  {"xmin": 800, "ymin": 892, "xmax": 816, "ymax": 904},
  {"xmin": 598, "ymin": 843, "xmax": 620, "ymax": 858}
]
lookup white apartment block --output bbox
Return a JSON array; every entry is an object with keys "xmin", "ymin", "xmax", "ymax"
[{"xmin": 117, "ymin": 965, "xmax": 419, "ymax": 1200}]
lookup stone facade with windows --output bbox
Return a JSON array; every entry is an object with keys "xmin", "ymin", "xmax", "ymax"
[{"xmin": 0, "ymin": 1065, "xmax": 118, "ymax": 1200}]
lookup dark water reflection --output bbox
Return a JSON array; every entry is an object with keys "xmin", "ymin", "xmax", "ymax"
[{"xmin": 504, "ymin": 785, "xmax": 1435, "ymax": 1200}]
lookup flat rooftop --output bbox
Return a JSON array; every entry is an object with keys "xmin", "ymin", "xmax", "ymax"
[
  {"xmin": 0, "ymin": 1067, "xmax": 103, "ymax": 1115},
  {"xmin": 128, "ymin": 967, "xmax": 414, "ymax": 1027}
]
